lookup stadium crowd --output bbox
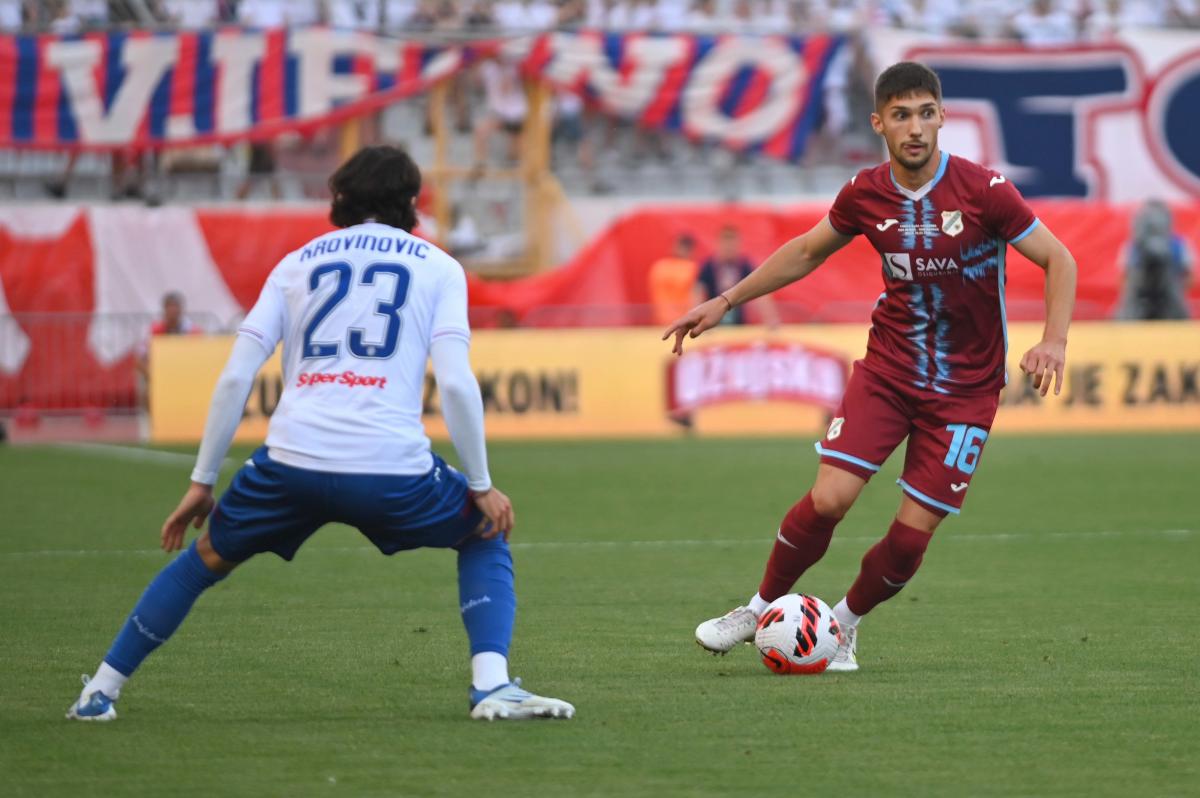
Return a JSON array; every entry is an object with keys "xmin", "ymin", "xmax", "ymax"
[{"xmin": 1, "ymin": 0, "xmax": 1198, "ymax": 37}]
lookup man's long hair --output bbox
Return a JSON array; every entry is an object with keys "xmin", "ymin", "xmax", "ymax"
[{"xmin": 328, "ymin": 145, "xmax": 421, "ymax": 231}]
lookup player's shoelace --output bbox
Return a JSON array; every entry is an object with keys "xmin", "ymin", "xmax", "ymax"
[
  {"xmin": 713, "ymin": 607, "xmax": 753, "ymax": 631},
  {"xmin": 835, "ymin": 626, "xmax": 857, "ymax": 661}
]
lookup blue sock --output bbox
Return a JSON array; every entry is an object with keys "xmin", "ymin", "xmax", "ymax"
[
  {"xmin": 103, "ymin": 541, "xmax": 226, "ymax": 676},
  {"xmin": 456, "ymin": 536, "xmax": 515, "ymax": 657}
]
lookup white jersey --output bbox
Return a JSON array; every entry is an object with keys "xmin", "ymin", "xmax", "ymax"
[{"xmin": 237, "ymin": 222, "xmax": 470, "ymax": 476}]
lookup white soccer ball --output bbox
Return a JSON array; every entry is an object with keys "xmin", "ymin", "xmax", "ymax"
[{"xmin": 754, "ymin": 593, "xmax": 842, "ymax": 675}]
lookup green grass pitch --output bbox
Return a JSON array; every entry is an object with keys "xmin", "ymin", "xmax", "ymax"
[{"xmin": 1, "ymin": 434, "xmax": 1198, "ymax": 797}]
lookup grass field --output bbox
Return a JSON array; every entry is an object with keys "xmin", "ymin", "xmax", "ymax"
[{"xmin": 2, "ymin": 434, "xmax": 1198, "ymax": 797}]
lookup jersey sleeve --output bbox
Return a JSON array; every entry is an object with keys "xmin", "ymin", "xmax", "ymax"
[
  {"xmin": 432, "ymin": 263, "xmax": 471, "ymax": 343},
  {"xmin": 237, "ymin": 274, "xmax": 285, "ymax": 354},
  {"xmin": 980, "ymin": 174, "xmax": 1039, "ymax": 243},
  {"xmin": 826, "ymin": 177, "xmax": 861, "ymax": 237}
]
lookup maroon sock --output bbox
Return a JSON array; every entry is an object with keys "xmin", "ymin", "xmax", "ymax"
[
  {"xmin": 845, "ymin": 519, "xmax": 932, "ymax": 616},
  {"xmin": 757, "ymin": 493, "xmax": 841, "ymax": 602}
]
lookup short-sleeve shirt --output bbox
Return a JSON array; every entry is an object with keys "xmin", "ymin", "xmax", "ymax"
[
  {"xmin": 648, "ymin": 256, "xmax": 699, "ymax": 326},
  {"xmin": 237, "ymin": 222, "xmax": 471, "ymax": 475},
  {"xmin": 697, "ymin": 255, "xmax": 755, "ymax": 325},
  {"xmin": 827, "ymin": 151, "xmax": 1038, "ymax": 395}
]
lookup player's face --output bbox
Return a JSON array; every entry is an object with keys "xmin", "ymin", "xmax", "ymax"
[
  {"xmin": 717, "ymin": 232, "xmax": 740, "ymax": 259},
  {"xmin": 871, "ymin": 92, "xmax": 945, "ymax": 174}
]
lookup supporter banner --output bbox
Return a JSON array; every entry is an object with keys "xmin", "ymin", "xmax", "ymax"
[
  {"xmin": 0, "ymin": 28, "xmax": 843, "ymax": 159},
  {"xmin": 149, "ymin": 322, "xmax": 1200, "ymax": 443},
  {"xmin": 870, "ymin": 28, "xmax": 1200, "ymax": 201},
  {"xmin": 3, "ymin": 203, "xmax": 1199, "ymax": 410}
]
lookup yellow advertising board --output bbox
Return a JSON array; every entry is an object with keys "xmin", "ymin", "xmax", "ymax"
[{"xmin": 150, "ymin": 322, "xmax": 1200, "ymax": 443}]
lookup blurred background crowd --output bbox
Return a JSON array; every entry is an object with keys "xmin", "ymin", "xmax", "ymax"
[
  {"xmin": 1, "ymin": 0, "xmax": 1197, "ymax": 39},
  {"xmin": 5, "ymin": 0, "xmax": 1199, "ymax": 209}
]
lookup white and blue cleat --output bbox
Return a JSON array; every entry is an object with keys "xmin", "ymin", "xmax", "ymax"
[
  {"xmin": 469, "ymin": 678, "xmax": 574, "ymax": 721},
  {"xmin": 65, "ymin": 675, "xmax": 117, "ymax": 722}
]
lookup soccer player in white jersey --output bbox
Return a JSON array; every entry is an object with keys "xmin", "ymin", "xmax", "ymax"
[{"xmin": 66, "ymin": 146, "xmax": 574, "ymax": 722}]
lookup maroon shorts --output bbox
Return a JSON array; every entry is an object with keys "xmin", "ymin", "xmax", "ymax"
[{"xmin": 815, "ymin": 361, "xmax": 1000, "ymax": 515}]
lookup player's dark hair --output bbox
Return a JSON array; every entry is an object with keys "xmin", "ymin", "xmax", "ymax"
[
  {"xmin": 874, "ymin": 62, "xmax": 942, "ymax": 109},
  {"xmin": 328, "ymin": 145, "xmax": 421, "ymax": 231}
]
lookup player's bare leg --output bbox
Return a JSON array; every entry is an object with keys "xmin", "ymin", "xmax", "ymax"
[
  {"xmin": 827, "ymin": 497, "xmax": 944, "ymax": 672},
  {"xmin": 695, "ymin": 466, "xmax": 867, "ymax": 654}
]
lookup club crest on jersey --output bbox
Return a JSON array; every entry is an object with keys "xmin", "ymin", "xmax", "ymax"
[{"xmin": 941, "ymin": 210, "xmax": 964, "ymax": 237}]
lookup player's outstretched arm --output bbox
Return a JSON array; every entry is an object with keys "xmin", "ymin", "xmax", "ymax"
[
  {"xmin": 1012, "ymin": 223, "xmax": 1077, "ymax": 397},
  {"xmin": 662, "ymin": 218, "xmax": 853, "ymax": 355},
  {"xmin": 162, "ymin": 336, "xmax": 271, "ymax": 552},
  {"xmin": 430, "ymin": 336, "xmax": 513, "ymax": 539}
]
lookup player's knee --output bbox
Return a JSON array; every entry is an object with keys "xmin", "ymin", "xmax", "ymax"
[
  {"xmin": 809, "ymin": 484, "xmax": 854, "ymax": 519},
  {"xmin": 196, "ymin": 533, "xmax": 237, "ymax": 575}
]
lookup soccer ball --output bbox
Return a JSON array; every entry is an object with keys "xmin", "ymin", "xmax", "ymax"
[{"xmin": 754, "ymin": 594, "xmax": 842, "ymax": 675}]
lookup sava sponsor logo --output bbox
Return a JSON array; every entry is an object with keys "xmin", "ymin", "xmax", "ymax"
[
  {"xmin": 884, "ymin": 252, "xmax": 960, "ymax": 280},
  {"xmin": 296, "ymin": 371, "xmax": 388, "ymax": 388},
  {"xmin": 666, "ymin": 341, "xmax": 849, "ymax": 413}
]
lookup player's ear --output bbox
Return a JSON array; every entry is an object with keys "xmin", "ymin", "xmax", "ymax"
[{"xmin": 870, "ymin": 112, "xmax": 883, "ymax": 135}]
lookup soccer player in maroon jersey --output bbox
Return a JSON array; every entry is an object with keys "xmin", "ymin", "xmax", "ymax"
[{"xmin": 664, "ymin": 62, "xmax": 1077, "ymax": 670}]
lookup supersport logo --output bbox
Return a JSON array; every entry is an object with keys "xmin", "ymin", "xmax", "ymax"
[{"xmin": 296, "ymin": 371, "xmax": 388, "ymax": 389}]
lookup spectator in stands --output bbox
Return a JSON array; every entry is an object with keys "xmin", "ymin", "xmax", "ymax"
[
  {"xmin": 0, "ymin": 0, "xmax": 24, "ymax": 30},
  {"xmin": 649, "ymin": 233, "xmax": 700, "ymax": 326},
  {"xmin": 161, "ymin": 0, "xmax": 219, "ymax": 27},
  {"xmin": 1117, "ymin": 199, "xmax": 1194, "ymax": 320},
  {"xmin": 235, "ymin": 141, "xmax": 282, "ymax": 200},
  {"xmin": 136, "ymin": 291, "xmax": 200, "ymax": 404},
  {"xmin": 684, "ymin": 0, "xmax": 722, "ymax": 31},
  {"xmin": 152, "ymin": 292, "xmax": 198, "ymax": 337},
  {"xmin": 473, "ymin": 58, "xmax": 527, "ymax": 171},
  {"xmin": 655, "ymin": 0, "xmax": 690, "ymax": 30},
  {"xmin": 380, "ymin": 0, "xmax": 417, "ymax": 27},
  {"xmin": 694, "ymin": 225, "xmax": 779, "ymax": 327},
  {"xmin": 492, "ymin": 0, "xmax": 555, "ymax": 28},
  {"xmin": 238, "ymin": 0, "xmax": 320, "ymax": 26},
  {"xmin": 326, "ymin": 0, "xmax": 382, "ymax": 28},
  {"xmin": 1083, "ymin": 0, "xmax": 1123, "ymax": 39},
  {"xmin": 555, "ymin": 0, "xmax": 586, "ymax": 26},
  {"xmin": 552, "ymin": 89, "xmax": 601, "ymax": 189},
  {"xmin": 1010, "ymin": 0, "xmax": 1078, "ymax": 46}
]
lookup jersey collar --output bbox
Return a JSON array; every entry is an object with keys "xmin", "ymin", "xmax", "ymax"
[{"xmin": 890, "ymin": 150, "xmax": 950, "ymax": 202}]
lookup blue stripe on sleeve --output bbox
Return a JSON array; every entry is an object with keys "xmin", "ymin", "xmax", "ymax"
[{"xmin": 1009, "ymin": 218, "xmax": 1040, "ymax": 244}]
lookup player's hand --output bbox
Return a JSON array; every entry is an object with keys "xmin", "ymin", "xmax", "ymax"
[
  {"xmin": 161, "ymin": 482, "xmax": 215, "ymax": 552},
  {"xmin": 472, "ymin": 487, "xmax": 514, "ymax": 541},
  {"xmin": 662, "ymin": 296, "xmax": 731, "ymax": 356},
  {"xmin": 1019, "ymin": 337, "xmax": 1067, "ymax": 397}
]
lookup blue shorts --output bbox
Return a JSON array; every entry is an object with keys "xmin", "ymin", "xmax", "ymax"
[{"xmin": 208, "ymin": 447, "xmax": 484, "ymax": 563}]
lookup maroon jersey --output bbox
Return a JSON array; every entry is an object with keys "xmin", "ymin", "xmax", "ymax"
[{"xmin": 827, "ymin": 152, "xmax": 1038, "ymax": 395}]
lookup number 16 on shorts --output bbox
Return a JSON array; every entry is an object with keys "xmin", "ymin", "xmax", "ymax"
[{"xmin": 943, "ymin": 424, "xmax": 988, "ymax": 475}]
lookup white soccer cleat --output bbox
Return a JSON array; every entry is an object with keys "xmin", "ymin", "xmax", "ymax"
[
  {"xmin": 826, "ymin": 624, "xmax": 858, "ymax": 672},
  {"xmin": 469, "ymin": 679, "xmax": 575, "ymax": 721},
  {"xmin": 65, "ymin": 675, "xmax": 117, "ymax": 722},
  {"xmin": 695, "ymin": 606, "xmax": 758, "ymax": 655}
]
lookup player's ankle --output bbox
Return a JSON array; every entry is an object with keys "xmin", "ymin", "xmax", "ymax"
[{"xmin": 833, "ymin": 598, "xmax": 862, "ymax": 629}]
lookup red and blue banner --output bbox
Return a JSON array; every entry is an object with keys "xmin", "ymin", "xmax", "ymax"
[
  {"xmin": 869, "ymin": 28, "xmax": 1200, "ymax": 200},
  {"xmin": 0, "ymin": 28, "xmax": 845, "ymax": 160}
]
